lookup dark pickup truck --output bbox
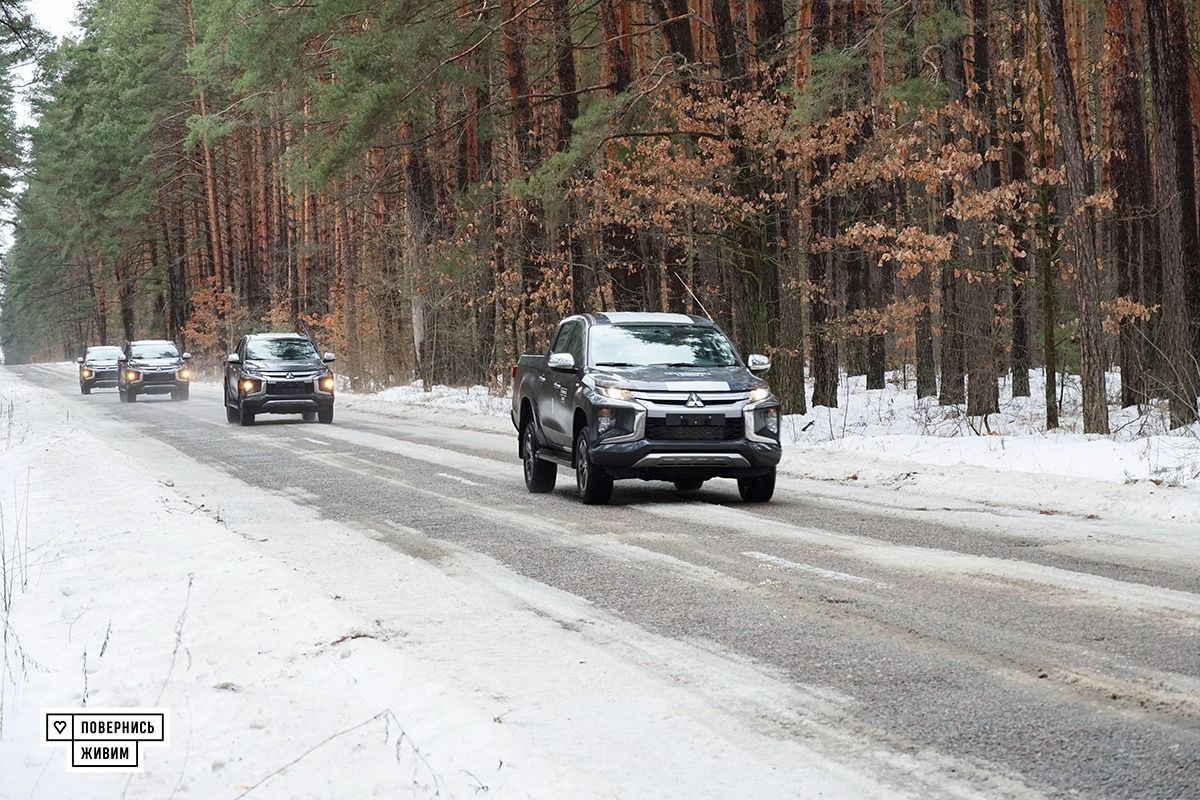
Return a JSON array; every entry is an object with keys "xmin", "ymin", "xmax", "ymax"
[{"xmin": 512, "ymin": 313, "xmax": 782, "ymax": 504}]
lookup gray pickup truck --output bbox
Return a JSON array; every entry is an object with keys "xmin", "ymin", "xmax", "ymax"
[{"xmin": 512, "ymin": 312, "xmax": 782, "ymax": 504}]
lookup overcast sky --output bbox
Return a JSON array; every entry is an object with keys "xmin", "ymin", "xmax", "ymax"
[{"xmin": 30, "ymin": 0, "xmax": 78, "ymax": 41}]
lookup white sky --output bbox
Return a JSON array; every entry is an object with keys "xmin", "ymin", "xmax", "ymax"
[
  {"xmin": 30, "ymin": 0, "xmax": 78, "ymax": 41},
  {"xmin": 14, "ymin": 0, "xmax": 80, "ymax": 126}
]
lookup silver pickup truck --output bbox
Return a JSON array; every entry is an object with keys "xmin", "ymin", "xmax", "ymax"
[{"xmin": 512, "ymin": 312, "xmax": 782, "ymax": 505}]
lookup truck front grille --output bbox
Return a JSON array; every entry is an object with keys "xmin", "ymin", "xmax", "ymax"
[
  {"xmin": 142, "ymin": 372, "xmax": 176, "ymax": 384},
  {"xmin": 645, "ymin": 418, "xmax": 743, "ymax": 441},
  {"xmin": 267, "ymin": 382, "xmax": 311, "ymax": 396}
]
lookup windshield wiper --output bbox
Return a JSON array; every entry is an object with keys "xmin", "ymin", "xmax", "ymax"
[{"xmin": 594, "ymin": 361, "xmax": 639, "ymax": 367}]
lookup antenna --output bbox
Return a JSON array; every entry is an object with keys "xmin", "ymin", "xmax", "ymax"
[{"xmin": 674, "ymin": 271, "xmax": 712, "ymax": 320}]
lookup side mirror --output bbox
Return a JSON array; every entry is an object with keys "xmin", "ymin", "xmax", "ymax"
[
  {"xmin": 75, "ymin": 357, "xmax": 84, "ymax": 364},
  {"xmin": 548, "ymin": 352, "xmax": 576, "ymax": 372},
  {"xmin": 181, "ymin": 352, "xmax": 192, "ymax": 360},
  {"xmin": 117, "ymin": 353, "xmax": 127, "ymax": 362},
  {"xmin": 747, "ymin": 354, "xmax": 771, "ymax": 374},
  {"xmin": 322, "ymin": 352, "xmax": 337, "ymax": 363},
  {"xmin": 226, "ymin": 353, "xmax": 240, "ymax": 364}
]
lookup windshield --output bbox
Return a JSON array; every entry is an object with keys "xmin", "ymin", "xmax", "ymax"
[
  {"xmin": 589, "ymin": 324, "xmax": 739, "ymax": 368},
  {"xmin": 86, "ymin": 346, "xmax": 123, "ymax": 360},
  {"xmin": 246, "ymin": 338, "xmax": 318, "ymax": 361},
  {"xmin": 130, "ymin": 343, "xmax": 179, "ymax": 359}
]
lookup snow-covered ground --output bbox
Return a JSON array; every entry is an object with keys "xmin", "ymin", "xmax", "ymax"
[
  {"xmin": 342, "ymin": 370, "xmax": 1200, "ymax": 524},
  {"xmin": 0, "ymin": 369, "xmax": 886, "ymax": 798}
]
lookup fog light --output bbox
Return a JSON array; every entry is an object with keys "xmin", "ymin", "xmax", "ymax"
[
  {"xmin": 319, "ymin": 375, "xmax": 335, "ymax": 392},
  {"xmin": 597, "ymin": 408, "xmax": 615, "ymax": 435},
  {"xmin": 125, "ymin": 371, "xmax": 139, "ymax": 382}
]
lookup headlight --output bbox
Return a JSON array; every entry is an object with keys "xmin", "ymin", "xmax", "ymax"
[
  {"xmin": 602, "ymin": 386, "xmax": 634, "ymax": 402},
  {"xmin": 749, "ymin": 387, "xmax": 771, "ymax": 403},
  {"xmin": 241, "ymin": 378, "xmax": 261, "ymax": 393},
  {"xmin": 177, "ymin": 368, "xmax": 192, "ymax": 381},
  {"xmin": 319, "ymin": 375, "xmax": 335, "ymax": 392},
  {"xmin": 82, "ymin": 368, "xmax": 93, "ymax": 379},
  {"xmin": 125, "ymin": 370, "xmax": 140, "ymax": 382}
]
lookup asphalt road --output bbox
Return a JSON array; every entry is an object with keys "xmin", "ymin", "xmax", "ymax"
[{"xmin": 12, "ymin": 365, "xmax": 1200, "ymax": 799}]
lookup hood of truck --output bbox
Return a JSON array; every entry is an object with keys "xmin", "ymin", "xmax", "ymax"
[{"xmin": 587, "ymin": 365, "xmax": 765, "ymax": 393}]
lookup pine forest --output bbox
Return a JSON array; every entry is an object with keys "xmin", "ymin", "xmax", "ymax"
[{"xmin": 2, "ymin": 0, "xmax": 1200, "ymax": 434}]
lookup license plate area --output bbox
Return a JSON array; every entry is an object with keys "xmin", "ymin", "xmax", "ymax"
[
  {"xmin": 666, "ymin": 414, "xmax": 720, "ymax": 427},
  {"xmin": 268, "ymin": 382, "xmax": 311, "ymax": 396}
]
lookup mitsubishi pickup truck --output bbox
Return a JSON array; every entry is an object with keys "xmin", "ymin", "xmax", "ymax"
[
  {"xmin": 512, "ymin": 312, "xmax": 782, "ymax": 505},
  {"xmin": 117, "ymin": 340, "xmax": 193, "ymax": 402}
]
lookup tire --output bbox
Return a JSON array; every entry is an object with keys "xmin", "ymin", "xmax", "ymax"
[
  {"xmin": 173, "ymin": 386, "xmax": 189, "ymax": 401},
  {"xmin": 80, "ymin": 384, "xmax": 90, "ymax": 395},
  {"xmin": 674, "ymin": 478, "xmax": 704, "ymax": 492},
  {"xmin": 239, "ymin": 402, "xmax": 255, "ymax": 426},
  {"xmin": 574, "ymin": 429, "xmax": 613, "ymax": 505},
  {"xmin": 302, "ymin": 411, "xmax": 317, "ymax": 423},
  {"xmin": 317, "ymin": 407, "xmax": 334, "ymax": 424},
  {"xmin": 126, "ymin": 389, "xmax": 137, "ymax": 403},
  {"xmin": 225, "ymin": 388, "xmax": 238, "ymax": 423},
  {"xmin": 522, "ymin": 422, "xmax": 557, "ymax": 493},
  {"xmin": 738, "ymin": 468, "xmax": 776, "ymax": 503}
]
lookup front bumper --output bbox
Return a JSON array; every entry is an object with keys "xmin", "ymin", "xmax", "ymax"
[
  {"xmin": 240, "ymin": 378, "xmax": 334, "ymax": 415},
  {"xmin": 81, "ymin": 369, "xmax": 119, "ymax": 388},
  {"xmin": 590, "ymin": 437, "xmax": 781, "ymax": 480},
  {"xmin": 124, "ymin": 372, "xmax": 188, "ymax": 394}
]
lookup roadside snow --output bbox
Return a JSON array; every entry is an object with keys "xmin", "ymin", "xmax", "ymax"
[{"xmin": 784, "ymin": 370, "xmax": 1200, "ymax": 486}]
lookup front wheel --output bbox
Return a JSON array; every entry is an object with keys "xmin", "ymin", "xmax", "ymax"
[
  {"xmin": 239, "ymin": 403, "xmax": 255, "ymax": 426},
  {"xmin": 126, "ymin": 389, "xmax": 137, "ymax": 403},
  {"xmin": 317, "ymin": 407, "xmax": 334, "ymax": 424},
  {"xmin": 172, "ymin": 386, "xmax": 189, "ymax": 401},
  {"xmin": 522, "ymin": 422, "xmax": 557, "ymax": 493},
  {"xmin": 225, "ymin": 388, "xmax": 238, "ymax": 423},
  {"xmin": 738, "ymin": 468, "xmax": 776, "ymax": 503},
  {"xmin": 80, "ymin": 384, "xmax": 90, "ymax": 395},
  {"xmin": 575, "ymin": 430, "xmax": 613, "ymax": 505}
]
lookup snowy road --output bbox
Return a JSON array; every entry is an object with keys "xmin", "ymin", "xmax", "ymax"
[{"xmin": 2, "ymin": 364, "xmax": 1199, "ymax": 799}]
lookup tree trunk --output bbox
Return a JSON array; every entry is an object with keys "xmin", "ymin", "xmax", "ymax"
[
  {"xmin": 1145, "ymin": 0, "xmax": 1200, "ymax": 426},
  {"xmin": 1039, "ymin": 0, "xmax": 1110, "ymax": 434}
]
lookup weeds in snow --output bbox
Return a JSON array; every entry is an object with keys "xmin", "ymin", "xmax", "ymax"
[{"xmin": 0, "ymin": 469, "xmax": 34, "ymax": 738}]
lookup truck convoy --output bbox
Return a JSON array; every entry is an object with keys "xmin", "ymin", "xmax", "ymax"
[{"xmin": 512, "ymin": 313, "xmax": 782, "ymax": 505}]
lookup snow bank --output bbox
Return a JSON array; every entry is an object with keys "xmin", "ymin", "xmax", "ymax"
[{"xmin": 784, "ymin": 370, "xmax": 1200, "ymax": 486}]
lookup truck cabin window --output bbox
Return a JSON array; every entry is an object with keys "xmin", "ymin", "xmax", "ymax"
[
  {"xmin": 589, "ymin": 325, "xmax": 739, "ymax": 368},
  {"xmin": 130, "ymin": 344, "xmax": 179, "ymax": 359},
  {"xmin": 246, "ymin": 339, "xmax": 318, "ymax": 361}
]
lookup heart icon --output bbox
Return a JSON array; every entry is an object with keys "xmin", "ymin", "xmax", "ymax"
[{"xmin": 53, "ymin": 720, "xmax": 67, "ymax": 735}]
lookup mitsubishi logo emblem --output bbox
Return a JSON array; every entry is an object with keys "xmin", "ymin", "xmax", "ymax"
[
  {"xmin": 686, "ymin": 392, "xmax": 704, "ymax": 408},
  {"xmin": 286, "ymin": 372, "xmax": 294, "ymax": 379}
]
